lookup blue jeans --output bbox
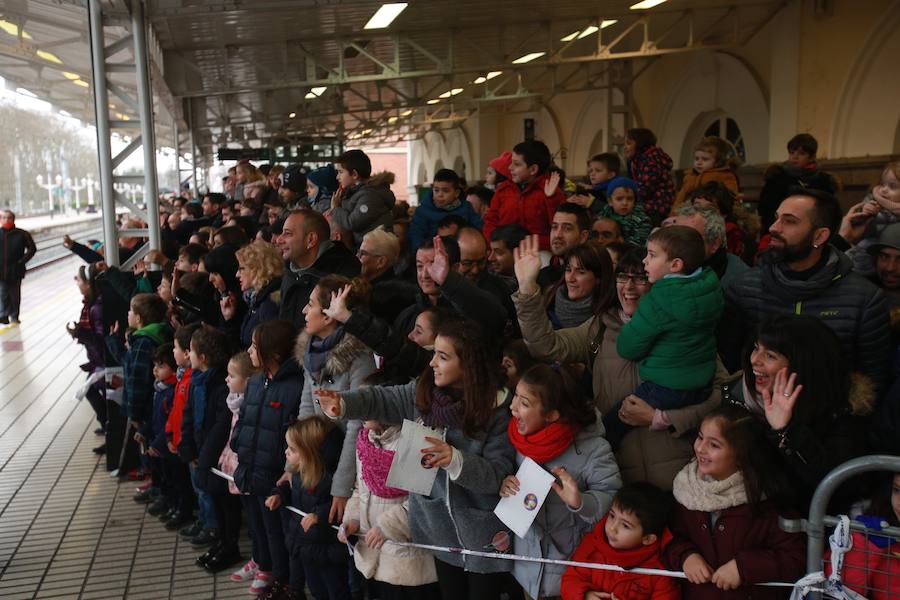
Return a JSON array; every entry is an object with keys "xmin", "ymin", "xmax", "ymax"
[
  {"xmin": 189, "ymin": 464, "xmax": 217, "ymax": 530},
  {"xmin": 603, "ymin": 381, "xmax": 709, "ymax": 450}
]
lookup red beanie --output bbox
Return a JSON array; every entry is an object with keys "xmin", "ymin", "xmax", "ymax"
[{"xmin": 489, "ymin": 151, "xmax": 513, "ymax": 180}]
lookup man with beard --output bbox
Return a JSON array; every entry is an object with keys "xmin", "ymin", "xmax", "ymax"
[
  {"xmin": 537, "ymin": 203, "xmax": 591, "ymax": 289},
  {"xmin": 720, "ymin": 189, "xmax": 891, "ymax": 391}
]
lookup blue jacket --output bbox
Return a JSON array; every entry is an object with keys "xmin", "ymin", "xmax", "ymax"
[
  {"xmin": 107, "ymin": 322, "xmax": 170, "ymax": 422},
  {"xmin": 140, "ymin": 377, "xmax": 176, "ymax": 455},
  {"xmin": 409, "ymin": 192, "xmax": 484, "ymax": 251}
]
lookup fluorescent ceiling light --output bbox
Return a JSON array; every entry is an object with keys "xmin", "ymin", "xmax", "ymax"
[
  {"xmin": 364, "ymin": 3, "xmax": 408, "ymax": 30},
  {"xmin": 73, "ymin": 79, "xmax": 89, "ymax": 88},
  {"xmin": 561, "ymin": 20, "xmax": 617, "ymax": 42},
  {"xmin": 578, "ymin": 25, "xmax": 600, "ymax": 39},
  {"xmin": 426, "ymin": 98, "xmax": 441, "ymax": 105},
  {"xmin": 362, "ymin": 129, "xmax": 373, "ymax": 135},
  {"xmin": 37, "ymin": 50, "xmax": 63, "ymax": 64},
  {"xmin": 400, "ymin": 109, "xmax": 414, "ymax": 116},
  {"xmin": 309, "ymin": 86, "xmax": 327, "ymax": 96},
  {"xmin": 62, "ymin": 71, "xmax": 81, "ymax": 80},
  {"xmin": 0, "ymin": 20, "xmax": 32, "ymax": 40},
  {"xmin": 289, "ymin": 112, "xmax": 296, "ymax": 118},
  {"xmin": 438, "ymin": 88, "xmax": 463, "ymax": 99},
  {"xmin": 601, "ymin": 19, "xmax": 618, "ymax": 28},
  {"xmin": 512, "ymin": 52, "xmax": 545, "ymax": 64},
  {"xmin": 630, "ymin": 0, "xmax": 667, "ymax": 9},
  {"xmin": 305, "ymin": 92, "xmax": 316, "ymax": 99},
  {"xmin": 388, "ymin": 116, "xmax": 398, "ymax": 124},
  {"xmin": 15, "ymin": 87, "xmax": 37, "ymax": 98}
]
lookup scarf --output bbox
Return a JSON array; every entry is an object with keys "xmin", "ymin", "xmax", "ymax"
[
  {"xmin": 421, "ymin": 387, "xmax": 465, "ymax": 430},
  {"xmin": 78, "ymin": 299, "xmax": 92, "ymax": 331},
  {"xmin": 154, "ymin": 374, "xmax": 177, "ymax": 393},
  {"xmin": 356, "ymin": 428, "xmax": 407, "ymax": 499},
  {"xmin": 190, "ymin": 368, "xmax": 213, "ymax": 434},
  {"xmin": 672, "ymin": 460, "xmax": 749, "ymax": 512},
  {"xmin": 226, "ymin": 392, "xmax": 243, "ymax": 415},
  {"xmin": 553, "ymin": 285, "xmax": 594, "ymax": 328},
  {"xmin": 303, "ymin": 327, "xmax": 345, "ymax": 382},
  {"xmin": 875, "ymin": 190, "xmax": 900, "ymax": 216},
  {"xmin": 438, "ymin": 197, "xmax": 462, "ymax": 211},
  {"xmin": 507, "ymin": 419, "xmax": 579, "ymax": 463},
  {"xmin": 740, "ymin": 379, "xmax": 766, "ymax": 418}
]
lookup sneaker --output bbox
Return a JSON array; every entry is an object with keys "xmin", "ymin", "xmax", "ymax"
[
  {"xmin": 135, "ymin": 481, "xmax": 153, "ymax": 493},
  {"xmin": 257, "ymin": 579, "xmax": 284, "ymax": 600},
  {"xmin": 190, "ymin": 528, "xmax": 218, "ymax": 548},
  {"xmin": 164, "ymin": 510, "xmax": 193, "ymax": 530},
  {"xmin": 0, "ymin": 316, "xmax": 8, "ymax": 324},
  {"xmin": 92, "ymin": 444, "xmax": 106, "ymax": 455},
  {"xmin": 133, "ymin": 487, "xmax": 156, "ymax": 503},
  {"xmin": 249, "ymin": 571, "xmax": 271, "ymax": 595},
  {"xmin": 230, "ymin": 559, "xmax": 258, "ymax": 582},
  {"xmin": 147, "ymin": 498, "xmax": 170, "ymax": 516},
  {"xmin": 180, "ymin": 520, "xmax": 203, "ymax": 539},
  {"xmin": 93, "ymin": 427, "xmax": 106, "ymax": 436}
]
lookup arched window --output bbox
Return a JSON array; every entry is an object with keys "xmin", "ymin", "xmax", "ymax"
[{"xmin": 703, "ymin": 116, "xmax": 746, "ymax": 162}]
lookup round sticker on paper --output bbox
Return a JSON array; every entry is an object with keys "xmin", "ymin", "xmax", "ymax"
[
  {"xmin": 523, "ymin": 493, "xmax": 538, "ymax": 511},
  {"xmin": 420, "ymin": 454, "xmax": 435, "ymax": 469}
]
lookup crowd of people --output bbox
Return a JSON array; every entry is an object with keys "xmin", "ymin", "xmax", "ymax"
[{"xmin": 53, "ymin": 130, "xmax": 900, "ymax": 600}]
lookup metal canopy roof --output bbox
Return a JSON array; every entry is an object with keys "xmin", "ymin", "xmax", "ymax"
[{"xmin": 0, "ymin": 0, "xmax": 785, "ymax": 163}]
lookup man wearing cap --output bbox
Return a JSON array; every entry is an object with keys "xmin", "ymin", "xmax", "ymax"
[
  {"xmin": 0, "ymin": 210, "xmax": 37, "ymax": 324},
  {"xmin": 279, "ymin": 164, "xmax": 309, "ymax": 210}
]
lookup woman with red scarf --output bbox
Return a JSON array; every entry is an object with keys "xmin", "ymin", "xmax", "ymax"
[{"xmin": 500, "ymin": 364, "xmax": 622, "ymax": 599}]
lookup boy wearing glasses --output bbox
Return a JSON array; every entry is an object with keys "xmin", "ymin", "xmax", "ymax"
[{"xmin": 603, "ymin": 226, "xmax": 723, "ymax": 449}]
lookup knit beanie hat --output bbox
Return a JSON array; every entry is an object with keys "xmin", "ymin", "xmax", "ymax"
[
  {"xmin": 308, "ymin": 164, "xmax": 337, "ymax": 193},
  {"xmin": 606, "ymin": 176, "xmax": 639, "ymax": 197},
  {"xmin": 281, "ymin": 164, "xmax": 307, "ymax": 193},
  {"xmin": 490, "ymin": 151, "xmax": 513, "ymax": 180}
]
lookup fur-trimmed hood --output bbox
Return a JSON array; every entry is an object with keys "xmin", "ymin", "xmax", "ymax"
[
  {"xmin": 294, "ymin": 329, "xmax": 371, "ymax": 382},
  {"xmin": 367, "ymin": 171, "xmax": 396, "ymax": 188},
  {"xmin": 848, "ymin": 372, "xmax": 876, "ymax": 417}
]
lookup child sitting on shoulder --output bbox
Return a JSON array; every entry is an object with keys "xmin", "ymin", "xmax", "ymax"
[
  {"xmin": 571, "ymin": 153, "xmax": 621, "ymax": 214},
  {"xmin": 605, "ymin": 226, "xmax": 722, "ymax": 449},
  {"xmin": 561, "ymin": 482, "xmax": 680, "ymax": 600},
  {"xmin": 673, "ymin": 136, "xmax": 741, "ymax": 213},
  {"xmin": 597, "ymin": 178, "xmax": 652, "ymax": 247}
]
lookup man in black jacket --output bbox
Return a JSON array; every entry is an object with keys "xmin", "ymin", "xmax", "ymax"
[
  {"xmin": 0, "ymin": 210, "xmax": 36, "ymax": 324},
  {"xmin": 720, "ymin": 189, "xmax": 891, "ymax": 392},
  {"xmin": 277, "ymin": 208, "xmax": 360, "ymax": 329}
]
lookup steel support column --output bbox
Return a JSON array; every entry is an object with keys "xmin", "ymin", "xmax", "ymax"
[
  {"xmin": 87, "ymin": 0, "xmax": 119, "ymax": 266},
  {"xmin": 131, "ymin": 0, "xmax": 160, "ymax": 254},
  {"xmin": 187, "ymin": 98, "xmax": 199, "ymax": 195}
]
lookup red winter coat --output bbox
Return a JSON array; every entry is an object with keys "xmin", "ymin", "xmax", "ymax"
[
  {"xmin": 663, "ymin": 501, "xmax": 805, "ymax": 600},
  {"xmin": 628, "ymin": 145, "xmax": 675, "ymax": 219},
  {"xmin": 561, "ymin": 515, "xmax": 681, "ymax": 600},
  {"xmin": 165, "ymin": 368, "xmax": 192, "ymax": 449},
  {"xmin": 482, "ymin": 173, "xmax": 564, "ymax": 251},
  {"xmin": 826, "ymin": 530, "xmax": 900, "ymax": 600}
]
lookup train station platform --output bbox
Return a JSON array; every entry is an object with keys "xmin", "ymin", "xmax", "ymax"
[{"xmin": 0, "ymin": 257, "xmax": 249, "ymax": 599}]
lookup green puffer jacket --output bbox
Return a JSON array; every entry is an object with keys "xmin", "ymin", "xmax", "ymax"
[{"xmin": 617, "ymin": 267, "xmax": 723, "ymax": 390}]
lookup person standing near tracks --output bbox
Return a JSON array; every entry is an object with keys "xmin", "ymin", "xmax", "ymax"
[{"xmin": 0, "ymin": 209, "xmax": 37, "ymax": 325}]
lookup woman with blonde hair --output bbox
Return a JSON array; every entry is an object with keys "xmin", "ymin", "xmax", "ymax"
[{"xmin": 232, "ymin": 240, "xmax": 284, "ymax": 348}]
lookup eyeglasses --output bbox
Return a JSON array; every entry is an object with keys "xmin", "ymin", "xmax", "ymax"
[{"xmin": 615, "ymin": 273, "xmax": 650, "ymax": 286}]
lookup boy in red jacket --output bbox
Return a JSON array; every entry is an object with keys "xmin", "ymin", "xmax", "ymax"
[
  {"xmin": 562, "ymin": 483, "xmax": 680, "ymax": 600},
  {"xmin": 483, "ymin": 140, "xmax": 565, "ymax": 252}
]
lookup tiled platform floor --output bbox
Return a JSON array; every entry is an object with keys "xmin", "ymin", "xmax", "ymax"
[{"xmin": 0, "ymin": 258, "xmax": 251, "ymax": 599}]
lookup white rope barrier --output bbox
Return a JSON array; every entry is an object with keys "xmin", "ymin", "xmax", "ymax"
[{"xmin": 208, "ymin": 467, "xmax": 822, "ymax": 592}]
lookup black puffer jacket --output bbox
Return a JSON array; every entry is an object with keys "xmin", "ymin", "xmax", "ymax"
[
  {"xmin": 0, "ymin": 226, "xmax": 36, "ymax": 281},
  {"xmin": 231, "ymin": 359, "xmax": 303, "ymax": 496},
  {"xmin": 720, "ymin": 246, "xmax": 891, "ymax": 391},
  {"xmin": 279, "ymin": 242, "xmax": 360, "ymax": 329},
  {"xmin": 178, "ymin": 367, "xmax": 230, "ymax": 493}
]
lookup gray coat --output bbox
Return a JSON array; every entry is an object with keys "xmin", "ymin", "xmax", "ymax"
[
  {"xmin": 340, "ymin": 381, "xmax": 517, "ymax": 573},
  {"xmin": 511, "ymin": 415, "xmax": 622, "ymax": 599},
  {"xmin": 296, "ymin": 331, "xmax": 376, "ymax": 498},
  {"xmin": 329, "ymin": 172, "xmax": 396, "ymax": 246}
]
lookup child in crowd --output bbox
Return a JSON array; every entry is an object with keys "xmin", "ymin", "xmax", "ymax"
[
  {"xmin": 571, "ymin": 153, "xmax": 621, "ymax": 213},
  {"xmin": 686, "ymin": 182, "xmax": 759, "ymax": 260},
  {"xmin": 339, "ymin": 372, "xmax": 440, "ymax": 600},
  {"xmin": 217, "ymin": 352, "xmax": 264, "ymax": 585},
  {"xmin": 329, "ymin": 149, "xmax": 397, "ymax": 247},
  {"xmin": 501, "ymin": 339, "xmax": 536, "ymax": 394},
  {"xmin": 844, "ymin": 160, "xmax": 900, "ymax": 277},
  {"xmin": 178, "ymin": 326, "xmax": 236, "ymax": 571},
  {"xmin": 231, "ymin": 320, "xmax": 304, "ymax": 599},
  {"xmin": 298, "ymin": 275, "xmax": 377, "ymax": 529},
  {"xmin": 500, "ymin": 364, "xmax": 621, "ymax": 598},
  {"xmin": 757, "ymin": 133, "xmax": 838, "ymax": 234},
  {"xmin": 605, "ymin": 226, "xmax": 722, "ymax": 449},
  {"xmin": 483, "ymin": 140, "xmax": 566, "ymax": 253},
  {"xmin": 135, "ymin": 344, "xmax": 178, "ymax": 520},
  {"xmin": 829, "ymin": 472, "xmax": 900, "ymax": 600},
  {"xmin": 625, "ymin": 128, "xmax": 676, "ymax": 222},
  {"xmin": 486, "ymin": 151, "xmax": 512, "ymax": 190},
  {"xmin": 268, "ymin": 416, "xmax": 349, "ymax": 600},
  {"xmin": 307, "ymin": 164, "xmax": 338, "ymax": 214},
  {"xmin": 560, "ymin": 482, "xmax": 680, "ymax": 600},
  {"xmin": 664, "ymin": 405, "xmax": 805, "ymax": 600},
  {"xmin": 166, "ymin": 323, "xmax": 206, "ymax": 540},
  {"xmin": 597, "ymin": 177, "xmax": 653, "ymax": 247},
  {"xmin": 175, "ymin": 242, "xmax": 208, "ymax": 273},
  {"xmin": 673, "ymin": 136, "xmax": 741, "ymax": 212},
  {"xmin": 409, "ymin": 168, "xmax": 484, "ymax": 250},
  {"xmin": 68, "ymin": 264, "xmax": 106, "ymax": 439},
  {"xmin": 315, "ymin": 318, "xmax": 519, "ymax": 600}
]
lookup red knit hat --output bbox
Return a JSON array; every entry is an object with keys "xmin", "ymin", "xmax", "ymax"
[{"xmin": 489, "ymin": 151, "xmax": 513, "ymax": 180}]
